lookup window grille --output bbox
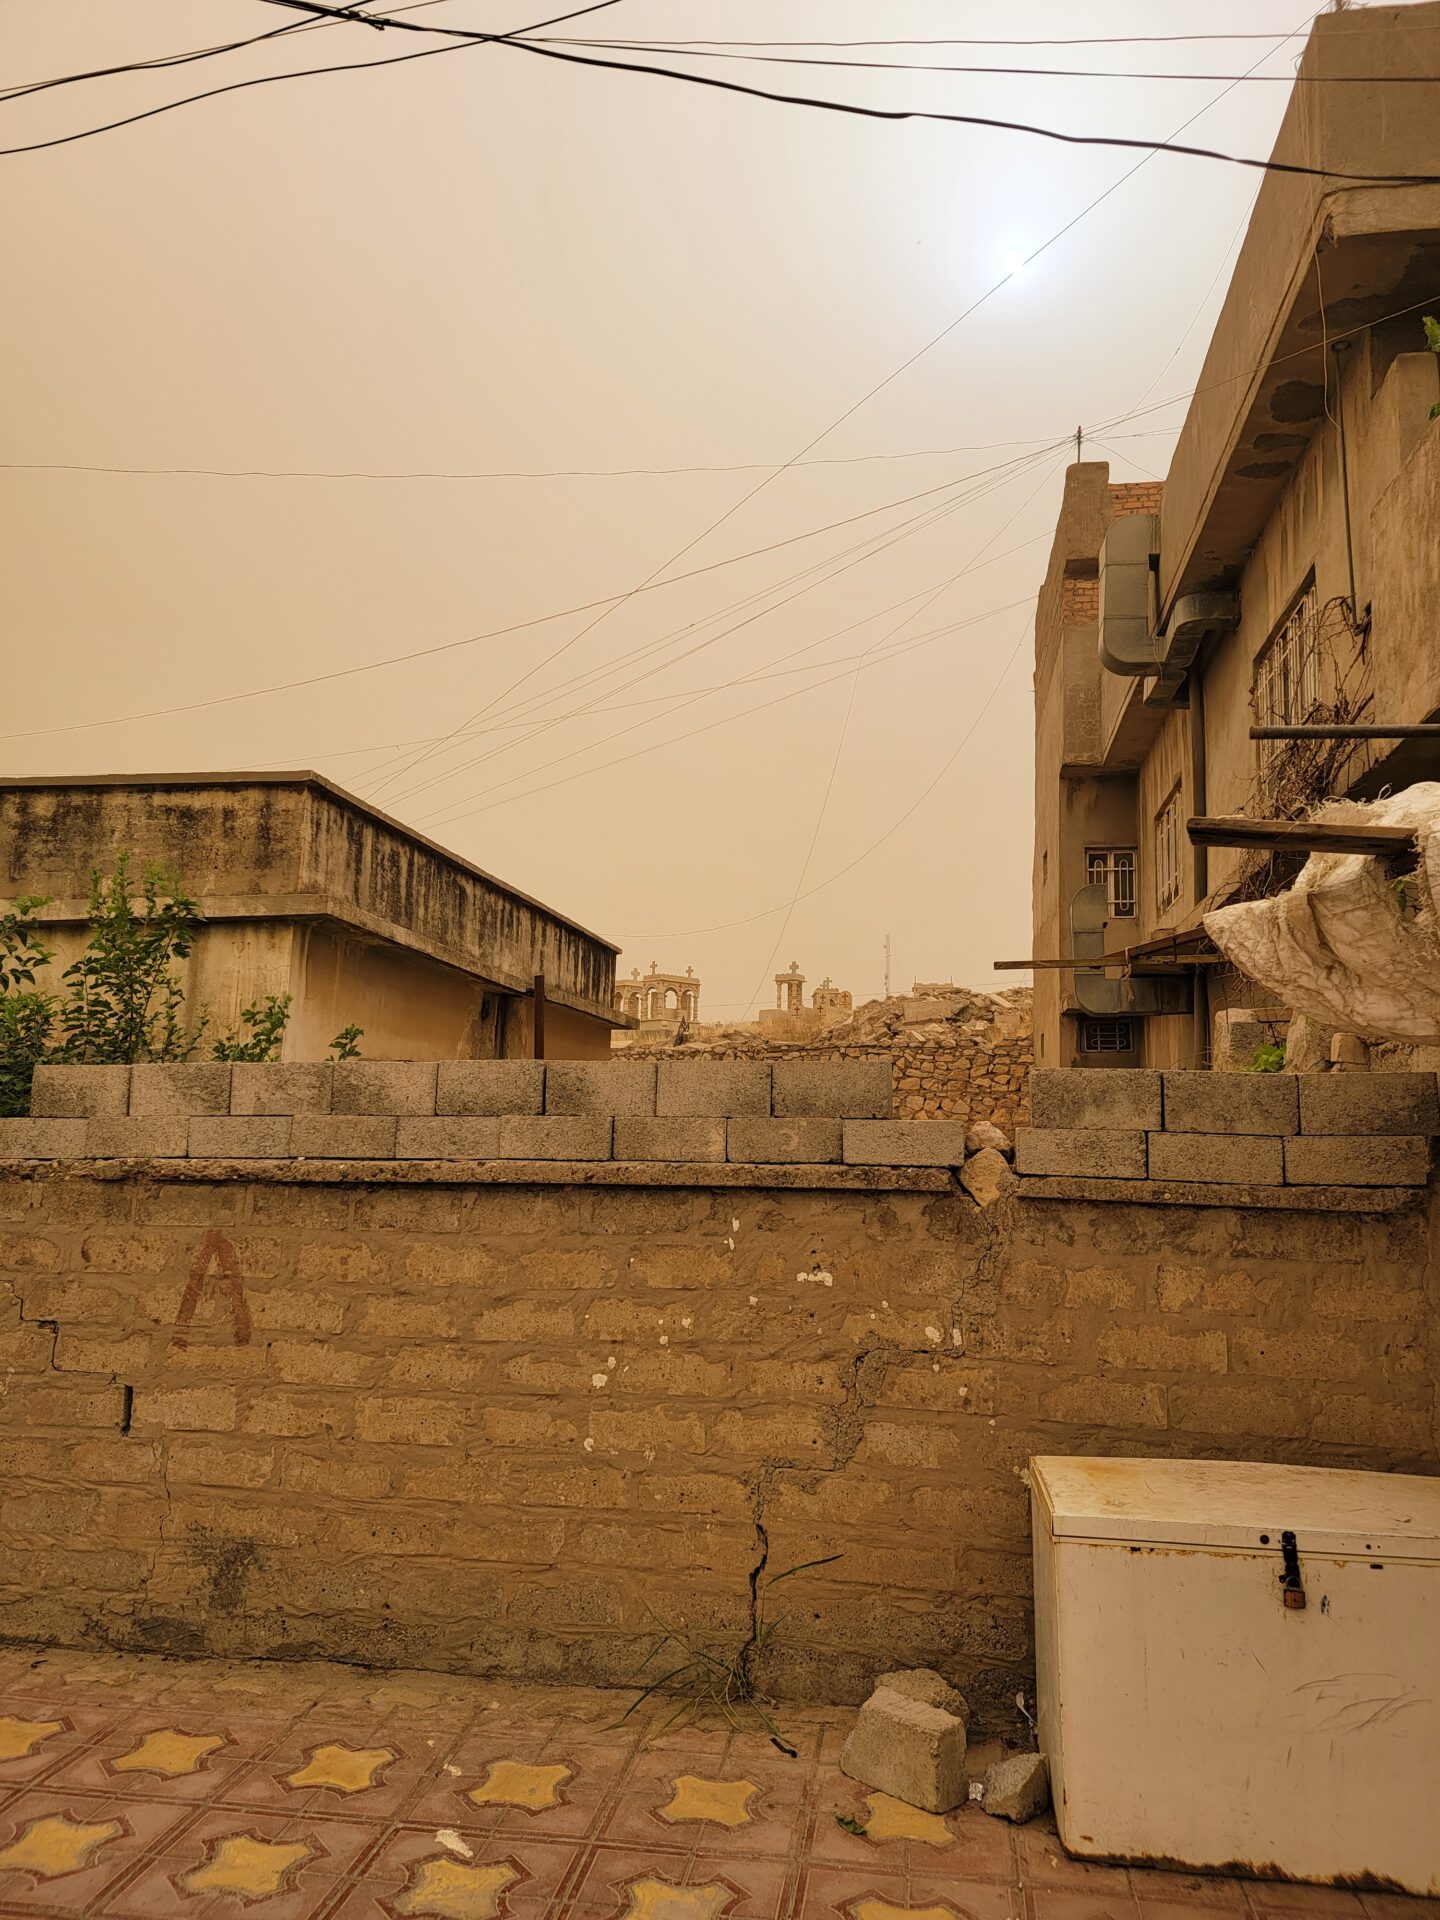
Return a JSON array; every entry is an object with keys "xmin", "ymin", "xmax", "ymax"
[
  {"xmin": 1254, "ymin": 583, "xmax": 1320, "ymax": 754},
  {"xmin": 1080, "ymin": 1017, "xmax": 1135, "ymax": 1053},
  {"xmin": 1086, "ymin": 848, "xmax": 1137, "ymax": 919},
  {"xmin": 1155, "ymin": 786, "xmax": 1183, "ymax": 915}
]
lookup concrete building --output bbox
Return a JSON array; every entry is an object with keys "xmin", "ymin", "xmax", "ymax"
[
  {"xmin": 1031, "ymin": 2, "xmax": 1440, "ymax": 1071},
  {"xmin": 612, "ymin": 963, "xmax": 700, "ymax": 1039},
  {"xmin": 0, "ymin": 773, "xmax": 624, "ymax": 1060}
]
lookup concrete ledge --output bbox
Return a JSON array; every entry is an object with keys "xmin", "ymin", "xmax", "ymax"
[
  {"xmin": 1016, "ymin": 1176, "xmax": 1421, "ymax": 1212},
  {"xmin": 8, "ymin": 1158, "xmax": 956, "ymax": 1192}
]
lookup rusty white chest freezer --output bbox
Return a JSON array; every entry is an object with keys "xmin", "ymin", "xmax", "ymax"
[{"xmin": 1031, "ymin": 1456, "xmax": 1440, "ymax": 1894}]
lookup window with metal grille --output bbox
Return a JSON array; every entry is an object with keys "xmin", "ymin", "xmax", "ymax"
[
  {"xmin": 1254, "ymin": 581, "xmax": 1320, "ymax": 754},
  {"xmin": 1080, "ymin": 1017, "xmax": 1135, "ymax": 1053},
  {"xmin": 1086, "ymin": 847, "xmax": 1137, "ymax": 919},
  {"xmin": 1155, "ymin": 785, "xmax": 1183, "ymax": 915}
]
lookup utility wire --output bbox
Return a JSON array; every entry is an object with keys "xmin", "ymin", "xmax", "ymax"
[{"xmin": 0, "ymin": 0, "xmax": 621, "ymax": 157}]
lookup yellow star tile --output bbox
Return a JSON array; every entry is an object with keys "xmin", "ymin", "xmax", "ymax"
[
  {"xmin": 180, "ymin": 1835, "xmax": 313, "ymax": 1899},
  {"xmin": 112, "ymin": 1728, "xmax": 225, "ymax": 1777},
  {"xmin": 391, "ymin": 1857, "xmax": 520, "ymax": 1918},
  {"xmin": 657, "ymin": 1775, "xmax": 758, "ymax": 1829},
  {"xmin": 467, "ymin": 1759, "xmax": 571, "ymax": 1811},
  {"xmin": 0, "ymin": 1716, "xmax": 64, "ymax": 1763},
  {"xmin": 285, "ymin": 1742, "xmax": 394, "ymax": 1793},
  {"xmin": 623, "ymin": 1878, "xmax": 733, "ymax": 1920},
  {"xmin": 0, "ymin": 1813, "xmax": 123, "ymax": 1879},
  {"xmin": 861, "ymin": 1795, "xmax": 954, "ymax": 1847},
  {"xmin": 853, "ymin": 1904, "xmax": 958, "ymax": 1920}
]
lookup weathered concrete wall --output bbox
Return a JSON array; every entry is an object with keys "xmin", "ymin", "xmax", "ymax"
[
  {"xmin": 0, "ymin": 774, "xmax": 621, "ymax": 1059},
  {"xmin": 2, "ymin": 1162, "xmax": 1434, "ymax": 1722}
]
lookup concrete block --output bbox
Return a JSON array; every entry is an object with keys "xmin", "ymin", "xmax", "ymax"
[
  {"xmin": 1029, "ymin": 1068, "xmax": 1161, "ymax": 1129},
  {"xmin": 614, "ymin": 1117, "xmax": 725, "ymax": 1162},
  {"xmin": 83, "ymin": 1118, "xmax": 188, "ymax": 1159},
  {"xmin": 839, "ymin": 1686, "xmax": 968, "ymax": 1814},
  {"xmin": 436, "ymin": 1060, "xmax": 544, "ymax": 1116},
  {"xmin": 726, "ymin": 1118, "xmax": 842, "ymax": 1164},
  {"xmin": 0, "ymin": 1118, "xmax": 87, "ymax": 1160},
  {"xmin": 875, "ymin": 1669, "xmax": 969, "ymax": 1722},
  {"xmin": 496, "ymin": 1115, "xmax": 613, "ymax": 1160},
  {"xmin": 983, "ymin": 1753, "xmax": 1049, "ymax": 1824},
  {"xmin": 331, "ymin": 1062, "xmax": 437, "ymax": 1116},
  {"xmin": 231, "ymin": 1063, "xmax": 334, "ymax": 1115},
  {"xmin": 1212, "ymin": 1006, "xmax": 1288, "ymax": 1072},
  {"xmin": 656, "ymin": 1059, "xmax": 772, "ymax": 1117},
  {"xmin": 773, "ymin": 1058, "xmax": 891, "ymax": 1118},
  {"xmin": 1014, "ymin": 1128, "xmax": 1147, "ymax": 1178},
  {"xmin": 130, "ymin": 1064, "xmax": 232, "ymax": 1117},
  {"xmin": 30, "ymin": 1065, "xmax": 130, "ymax": 1118},
  {"xmin": 1162, "ymin": 1071, "xmax": 1298, "ymax": 1135},
  {"xmin": 1285, "ymin": 1134, "xmax": 1431, "ymax": 1187},
  {"xmin": 964, "ymin": 1121, "xmax": 1012, "ymax": 1158},
  {"xmin": 292, "ymin": 1115, "xmax": 399, "ymax": 1159},
  {"xmin": 544, "ymin": 1061, "xmax": 656, "ymax": 1116},
  {"xmin": 394, "ymin": 1117, "xmax": 500, "ymax": 1160},
  {"xmin": 961, "ymin": 1147, "xmax": 1017, "ymax": 1207},
  {"xmin": 1148, "ymin": 1131, "xmax": 1284, "ymax": 1185},
  {"xmin": 1298, "ymin": 1072, "xmax": 1440, "ymax": 1137},
  {"xmin": 188, "ymin": 1116, "xmax": 293, "ymax": 1158},
  {"xmin": 843, "ymin": 1121, "xmax": 968, "ymax": 1167}
]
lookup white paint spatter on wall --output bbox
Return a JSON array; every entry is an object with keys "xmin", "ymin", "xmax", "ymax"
[{"xmin": 436, "ymin": 1829, "xmax": 473, "ymax": 1858}]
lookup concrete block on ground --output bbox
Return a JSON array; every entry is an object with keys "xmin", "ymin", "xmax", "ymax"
[
  {"xmin": 773, "ymin": 1058, "xmax": 891, "ymax": 1118},
  {"xmin": 436, "ymin": 1060, "xmax": 544, "ymax": 1116},
  {"xmin": 188, "ymin": 1116, "xmax": 293, "ymax": 1158},
  {"xmin": 1148, "ymin": 1131, "xmax": 1284, "ymax": 1186},
  {"xmin": 83, "ymin": 1118, "xmax": 188, "ymax": 1159},
  {"xmin": 130, "ymin": 1063, "xmax": 232, "ymax": 1117},
  {"xmin": 727, "ymin": 1118, "xmax": 842, "ymax": 1164},
  {"xmin": 656, "ymin": 1059, "xmax": 771, "ymax": 1117},
  {"xmin": 544, "ymin": 1061, "xmax": 656, "ymax": 1116},
  {"xmin": 961, "ymin": 1147, "xmax": 1017, "ymax": 1207},
  {"xmin": 843, "ymin": 1120, "xmax": 968, "ymax": 1167},
  {"xmin": 1029, "ymin": 1068, "xmax": 1161, "ymax": 1130},
  {"xmin": 230, "ymin": 1063, "xmax": 334, "ymax": 1115},
  {"xmin": 614, "ymin": 1117, "xmax": 725, "ymax": 1163},
  {"xmin": 1014, "ymin": 1128, "xmax": 1147, "ymax": 1178},
  {"xmin": 292, "ymin": 1115, "xmax": 399, "ymax": 1159},
  {"xmin": 331, "ymin": 1061, "xmax": 437, "ymax": 1116},
  {"xmin": 839, "ymin": 1686, "xmax": 968, "ymax": 1815},
  {"xmin": 875, "ymin": 1669, "xmax": 969, "ymax": 1722},
  {"xmin": 496, "ymin": 1115, "xmax": 613, "ymax": 1160},
  {"xmin": 1162, "ymin": 1071, "xmax": 1298, "ymax": 1135},
  {"xmin": 1285, "ymin": 1134, "xmax": 1430, "ymax": 1187},
  {"xmin": 0, "ymin": 1118, "xmax": 88, "ymax": 1160},
  {"xmin": 964, "ymin": 1121, "xmax": 1012, "ymax": 1158},
  {"xmin": 1298, "ymin": 1072, "xmax": 1440, "ymax": 1137},
  {"xmin": 983, "ymin": 1753, "xmax": 1049, "ymax": 1824},
  {"xmin": 394, "ymin": 1117, "xmax": 500, "ymax": 1160},
  {"xmin": 30, "ymin": 1065, "xmax": 130, "ymax": 1118}
]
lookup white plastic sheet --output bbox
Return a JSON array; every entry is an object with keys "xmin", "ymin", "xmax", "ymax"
[{"xmin": 1203, "ymin": 784, "xmax": 1440, "ymax": 1043}]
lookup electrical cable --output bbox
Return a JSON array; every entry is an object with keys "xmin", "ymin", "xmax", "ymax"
[
  {"xmin": 375, "ymin": 441, "xmax": 1064, "ymax": 806},
  {"xmin": 0, "ymin": 0, "xmax": 622, "ymax": 157}
]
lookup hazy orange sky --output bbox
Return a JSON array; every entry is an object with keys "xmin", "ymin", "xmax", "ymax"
[{"xmin": 4, "ymin": 1, "xmax": 1413, "ymax": 1017}]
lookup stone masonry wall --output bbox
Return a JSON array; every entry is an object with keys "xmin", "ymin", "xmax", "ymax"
[
  {"xmin": 2, "ymin": 1161, "xmax": 1435, "ymax": 1727},
  {"xmin": 619, "ymin": 1037, "xmax": 1032, "ymax": 1135}
]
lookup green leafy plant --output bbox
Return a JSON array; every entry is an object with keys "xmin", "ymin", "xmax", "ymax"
[
  {"xmin": 614, "ymin": 1553, "xmax": 841, "ymax": 1754},
  {"xmin": 0, "ymin": 898, "xmax": 60, "ymax": 1117},
  {"xmin": 834, "ymin": 1811, "xmax": 868, "ymax": 1836},
  {"xmin": 213, "ymin": 993, "xmax": 293, "ymax": 1062},
  {"xmin": 55, "ymin": 855, "xmax": 205, "ymax": 1065},
  {"xmin": 1425, "ymin": 315, "xmax": 1440, "ymax": 419},
  {"xmin": 328, "ymin": 1024, "xmax": 364, "ymax": 1059},
  {"xmin": 1248, "ymin": 1042, "xmax": 1287, "ymax": 1073}
]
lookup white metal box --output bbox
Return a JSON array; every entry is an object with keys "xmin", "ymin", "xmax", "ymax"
[{"xmin": 1031, "ymin": 1456, "xmax": 1440, "ymax": 1893}]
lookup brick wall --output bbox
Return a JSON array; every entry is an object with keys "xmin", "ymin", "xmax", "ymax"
[{"xmin": 2, "ymin": 1161, "xmax": 1434, "ymax": 1723}]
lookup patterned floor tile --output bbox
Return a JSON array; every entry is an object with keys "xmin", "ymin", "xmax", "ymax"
[
  {"xmin": 796, "ymin": 1862, "xmax": 908, "ymax": 1919},
  {"xmin": 1024, "ymin": 1890, "xmax": 1140, "ymax": 1920},
  {"xmin": 902, "ymin": 1877, "xmax": 1024, "ymax": 1920},
  {"xmin": 686, "ymin": 1850, "xmax": 798, "ymax": 1917},
  {"xmin": 1014, "ymin": 1826, "xmax": 1136, "ymax": 1895},
  {"xmin": 567, "ymin": 1842, "xmax": 698, "ymax": 1916},
  {"xmin": 0, "ymin": 1790, "xmax": 190, "ymax": 1916}
]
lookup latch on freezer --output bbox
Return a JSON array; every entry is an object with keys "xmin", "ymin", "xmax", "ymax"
[{"xmin": 1279, "ymin": 1529, "xmax": 1307, "ymax": 1611}]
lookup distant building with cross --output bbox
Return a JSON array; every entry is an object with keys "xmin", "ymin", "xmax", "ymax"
[{"xmin": 612, "ymin": 962, "xmax": 700, "ymax": 1038}]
